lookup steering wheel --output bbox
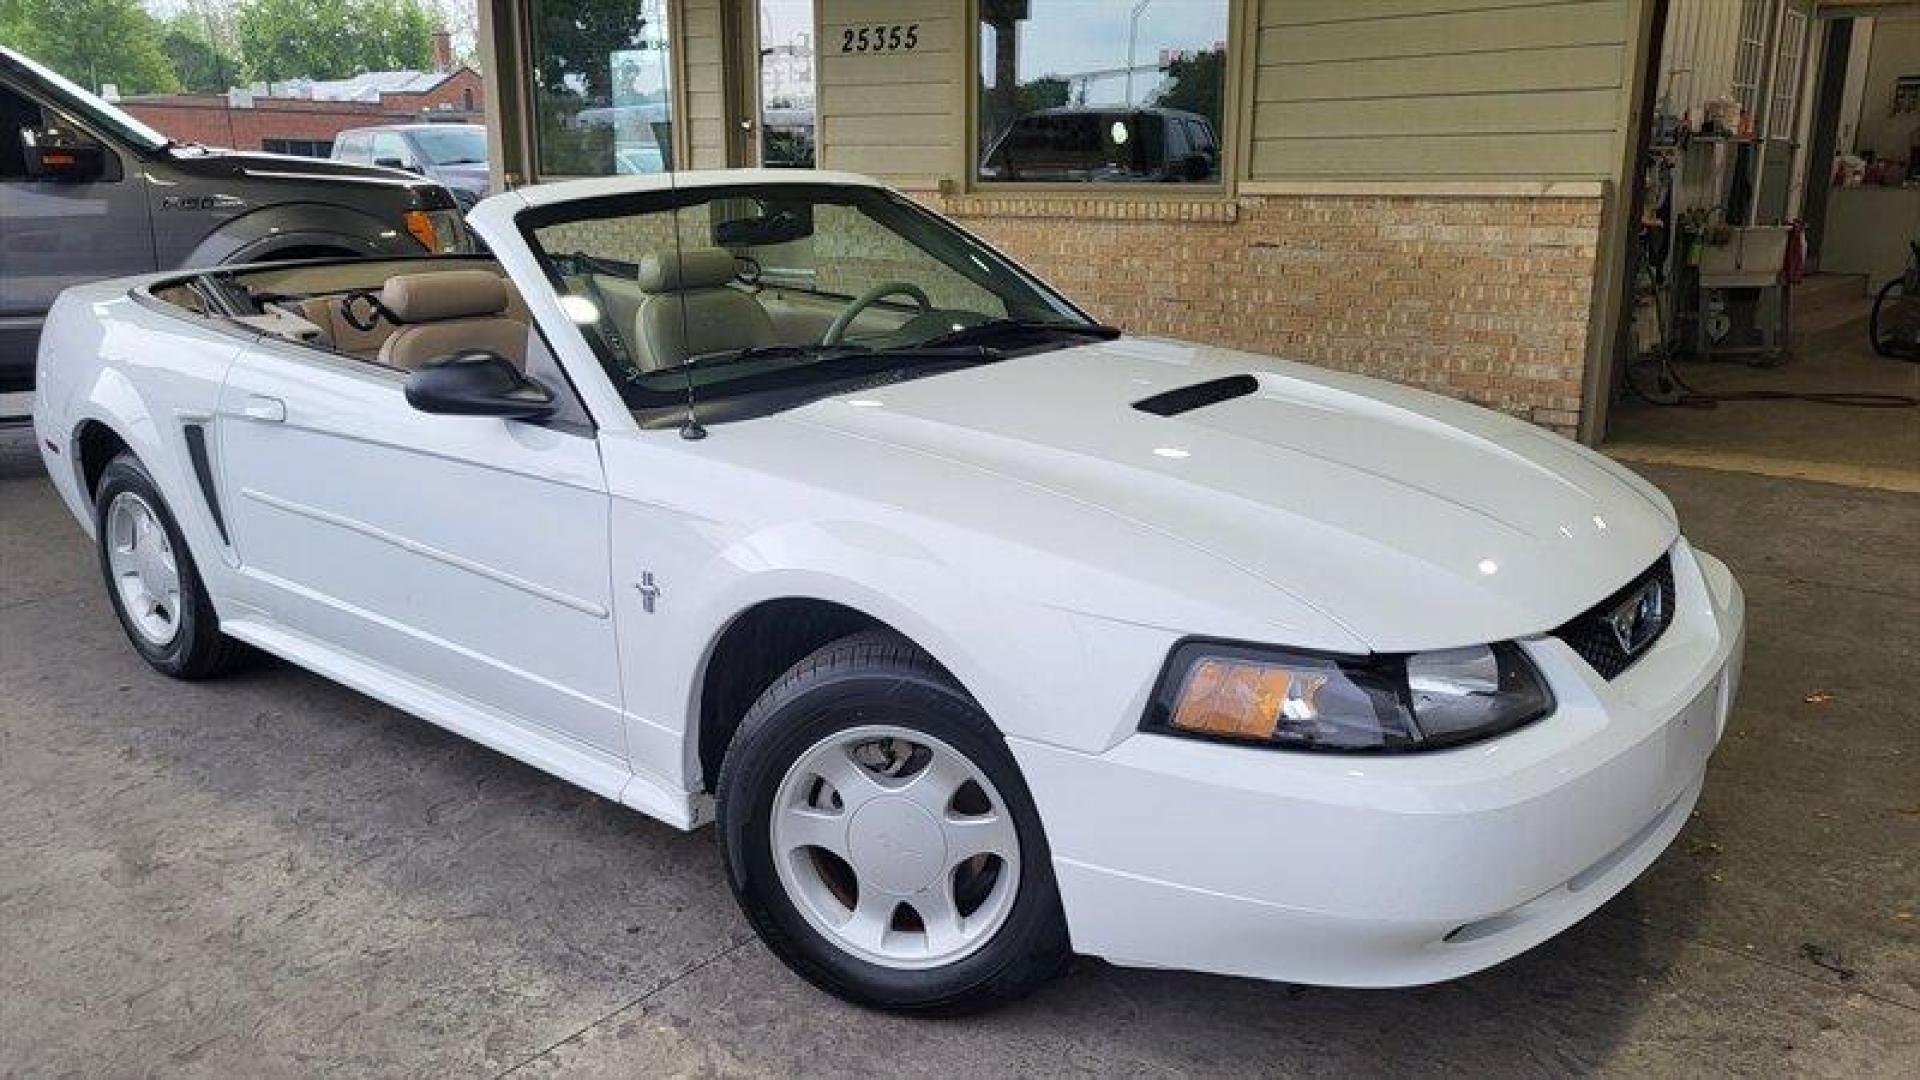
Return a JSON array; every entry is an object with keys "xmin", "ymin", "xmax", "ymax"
[
  {"xmin": 734, "ymin": 254, "xmax": 762, "ymax": 287},
  {"xmin": 341, "ymin": 289, "xmax": 397, "ymax": 333},
  {"xmin": 822, "ymin": 281, "xmax": 932, "ymax": 346}
]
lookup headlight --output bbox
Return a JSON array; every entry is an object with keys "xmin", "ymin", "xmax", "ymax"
[
  {"xmin": 404, "ymin": 208, "xmax": 473, "ymax": 254},
  {"xmin": 1141, "ymin": 640, "xmax": 1552, "ymax": 752}
]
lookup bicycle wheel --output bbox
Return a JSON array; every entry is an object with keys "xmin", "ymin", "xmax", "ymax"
[{"xmin": 1870, "ymin": 277, "xmax": 1920, "ymax": 358}]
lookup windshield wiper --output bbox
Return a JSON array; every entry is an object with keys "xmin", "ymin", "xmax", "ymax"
[
  {"xmin": 682, "ymin": 342, "xmax": 872, "ymax": 371},
  {"xmin": 908, "ymin": 317, "xmax": 1121, "ymax": 351},
  {"xmin": 678, "ymin": 341, "xmax": 1003, "ymax": 374}
]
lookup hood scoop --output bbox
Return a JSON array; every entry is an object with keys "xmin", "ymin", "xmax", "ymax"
[{"xmin": 1133, "ymin": 374, "xmax": 1259, "ymax": 417}]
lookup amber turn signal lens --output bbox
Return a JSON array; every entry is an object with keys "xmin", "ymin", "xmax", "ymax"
[
  {"xmin": 403, "ymin": 210, "xmax": 440, "ymax": 252},
  {"xmin": 1171, "ymin": 658, "xmax": 1309, "ymax": 740}
]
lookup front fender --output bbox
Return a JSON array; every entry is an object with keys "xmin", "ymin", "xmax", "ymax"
[
  {"xmin": 663, "ymin": 520, "xmax": 1175, "ymax": 782},
  {"xmin": 183, "ymin": 202, "xmax": 425, "ymax": 265}
]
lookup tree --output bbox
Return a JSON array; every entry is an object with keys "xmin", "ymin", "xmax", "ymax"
[
  {"xmin": 1152, "ymin": 47, "xmax": 1225, "ymax": 133},
  {"xmin": 0, "ymin": 0, "xmax": 180, "ymax": 95},
  {"xmin": 161, "ymin": 14, "xmax": 238, "ymax": 93},
  {"xmin": 529, "ymin": 0, "xmax": 655, "ymax": 105},
  {"xmin": 1015, "ymin": 76, "xmax": 1069, "ymax": 116},
  {"xmin": 234, "ymin": 0, "xmax": 436, "ymax": 83}
]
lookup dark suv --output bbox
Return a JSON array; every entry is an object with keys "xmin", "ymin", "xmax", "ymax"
[
  {"xmin": 0, "ymin": 47, "xmax": 470, "ymax": 391},
  {"xmin": 979, "ymin": 106, "xmax": 1220, "ymax": 184}
]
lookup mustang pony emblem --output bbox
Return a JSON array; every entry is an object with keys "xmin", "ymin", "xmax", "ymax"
[{"xmin": 1607, "ymin": 579, "xmax": 1666, "ymax": 657}]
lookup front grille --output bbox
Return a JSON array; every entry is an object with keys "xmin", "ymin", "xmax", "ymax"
[{"xmin": 1550, "ymin": 554, "xmax": 1676, "ymax": 680}]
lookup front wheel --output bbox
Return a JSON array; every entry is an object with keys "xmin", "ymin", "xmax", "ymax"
[
  {"xmin": 717, "ymin": 631, "xmax": 1069, "ymax": 1013},
  {"xmin": 1870, "ymin": 277, "xmax": 1920, "ymax": 358},
  {"xmin": 94, "ymin": 453, "xmax": 245, "ymax": 679}
]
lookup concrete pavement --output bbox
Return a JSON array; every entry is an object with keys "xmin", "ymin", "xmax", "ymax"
[{"xmin": 2, "ymin": 427, "xmax": 1916, "ymax": 1077}]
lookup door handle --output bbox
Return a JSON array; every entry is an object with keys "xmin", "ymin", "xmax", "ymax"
[{"xmin": 241, "ymin": 395, "xmax": 285, "ymax": 422}]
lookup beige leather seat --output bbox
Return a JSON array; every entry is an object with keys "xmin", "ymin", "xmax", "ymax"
[
  {"xmin": 377, "ymin": 269, "xmax": 529, "ymax": 371},
  {"xmin": 632, "ymin": 248, "xmax": 778, "ymax": 370},
  {"xmin": 294, "ymin": 296, "xmax": 392, "ymax": 359}
]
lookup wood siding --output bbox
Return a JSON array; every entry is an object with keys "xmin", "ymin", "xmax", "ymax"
[
  {"xmin": 680, "ymin": 0, "xmax": 728, "ymax": 169},
  {"xmin": 1252, "ymin": 0, "xmax": 1635, "ymax": 181},
  {"xmin": 815, "ymin": 0, "xmax": 961, "ymax": 188}
]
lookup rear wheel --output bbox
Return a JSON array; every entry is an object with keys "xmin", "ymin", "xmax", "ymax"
[
  {"xmin": 717, "ymin": 631, "xmax": 1069, "ymax": 1013},
  {"xmin": 1870, "ymin": 277, "xmax": 1920, "ymax": 358},
  {"xmin": 94, "ymin": 453, "xmax": 245, "ymax": 679}
]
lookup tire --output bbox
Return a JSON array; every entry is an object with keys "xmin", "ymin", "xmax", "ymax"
[
  {"xmin": 717, "ymin": 630, "xmax": 1069, "ymax": 1013},
  {"xmin": 1869, "ymin": 277, "xmax": 1920, "ymax": 360},
  {"xmin": 93, "ymin": 452, "xmax": 246, "ymax": 679}
]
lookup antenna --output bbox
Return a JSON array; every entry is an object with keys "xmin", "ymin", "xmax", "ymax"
[
  {"xmin": 669, "ymin": 182, "xmax": 706, "ymax": 440},
  {"xmin": 659, "ymin": 15, "xmax": 706, "ymax": 441}
]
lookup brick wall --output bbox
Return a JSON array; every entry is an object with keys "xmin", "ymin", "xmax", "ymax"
[
  {"xmin": 125, "ymin": 99, "xmax": 381, "ymax": 149},
  {"xmin": 123, "ymin": 69, "xmax": 486, "ymax": 154},
  {"xmin": 923, "ymin": 192, "xmax": 1602, "ymax": 436}
]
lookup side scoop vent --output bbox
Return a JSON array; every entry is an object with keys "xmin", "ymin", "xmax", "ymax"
[{"xmin": 1132, "ymin": 374, "xmax": 1259, "ymax": 417}]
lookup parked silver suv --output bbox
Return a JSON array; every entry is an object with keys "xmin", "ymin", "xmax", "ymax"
[
  {"xmin": 0, "ymin": 47, "xmax": 470, "ymax": 391},
  {"xmin": 332, "ymin": 123, "xmax": 489, "ymax": 210}
]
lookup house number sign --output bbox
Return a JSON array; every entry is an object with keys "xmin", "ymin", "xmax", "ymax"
[{"xmin": 839, "ymin": 24, "xmax": 920, "ymax": 53}]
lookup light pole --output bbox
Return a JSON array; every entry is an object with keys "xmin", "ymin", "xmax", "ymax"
[{"xmin": 1125, "ymin": 0, "xmax": 1151, "ymax": 106}]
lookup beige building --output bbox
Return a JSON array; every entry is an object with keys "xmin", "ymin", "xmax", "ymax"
[{"xmin": 476, "ymin": 0, "xmax": 1867, "ymax": 444}]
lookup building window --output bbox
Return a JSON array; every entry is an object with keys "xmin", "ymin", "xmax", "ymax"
[
  {"xmin": 1731, "ymin": 0, "xmax": 1769, "ymax": 118},
  {"xmin": 1894, "ymin": 74, "xmax": 1920, "ymax": 115},
  {"xmin": 261, "ymin": 138, "xmax": 332, "ymax": 158},
  {"xmin": 529, "ymin": 0, "xmax": 674, "ymax": 177},
  {"xmin": 976, "ymin": 0, "xmax": 1228, "ymax": 185},
  {"xmin": 1768, "ymin": 8, "xmax": 1806, "ymax": 137},
  {"xmin": 463, "ymin": 87, "xmax": 475, "ymax": 112}
]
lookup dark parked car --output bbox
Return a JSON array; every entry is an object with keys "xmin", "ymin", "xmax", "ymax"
[
  {"xmin": 980, "ymin": 106, "xmax": 1220, "ymax": 184},
  {"xmin": 0, "ymin": 47, "xmax": 469, "ymax": 392},
  {"xmin": 332, "ymin": 124, "xmax": 489, "ymax": 209}
]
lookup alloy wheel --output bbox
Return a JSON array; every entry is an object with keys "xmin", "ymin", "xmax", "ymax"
[
  {"xmin": 770, "ymin": 724, "xmax": 1021, "ymax": 970},
  {"xmin": 105, "ymin": 491, "xmax": 182, "ymax": 646}
]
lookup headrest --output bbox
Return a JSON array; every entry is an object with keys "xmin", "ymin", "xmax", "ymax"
[
  {"xmin": 637, "ymin": 248, "xmax": 737, "ymax": 293},
  {"xmin": 380, "ymin": 270, "xmax": 509, "ymax": 323}
]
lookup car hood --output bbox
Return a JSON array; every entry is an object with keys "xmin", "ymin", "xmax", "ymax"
[
  {"xmin": 788, "ymin": 336, "xmax": 1677, "ymax": 652},
  {"xmin": 165, "ymin": 145, "xmax": 430, "ymax": 188}
]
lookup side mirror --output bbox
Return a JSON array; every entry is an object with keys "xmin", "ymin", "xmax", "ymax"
[
  {"xmin": 403, "ymin": 352, "xmax": 556, "ymax": 419},
  {"xmin": 374, "ymin": 156, "xmax": 408, "ymax": 170},
  {"xmin": 21, "ymin": 126, "xmax": 106, "ymax": 182}
]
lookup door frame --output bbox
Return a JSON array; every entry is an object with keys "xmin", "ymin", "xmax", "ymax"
[
  {"xmin": 722, "ymin": 0, "xmax": 761, "ymax": 166},
  {"xmin": 1580, "ymin": 0, "xmax": 1668, "ymax": 446}
]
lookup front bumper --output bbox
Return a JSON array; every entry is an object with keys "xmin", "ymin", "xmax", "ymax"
[{"xmin": 1011, "ymin": 540, "xmax": 1745, "ymax": 987}]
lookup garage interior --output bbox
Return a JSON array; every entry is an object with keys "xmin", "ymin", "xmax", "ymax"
[
  {"xmin": 1604, "ymin": 0, "xmax": 1920, "ymax": 492},
  {"xmin": 2, "ymin": 0, "xmax": 1917, "ymax": 1074}
]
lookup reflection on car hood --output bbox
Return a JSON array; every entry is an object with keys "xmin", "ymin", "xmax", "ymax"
[
  {"xmin": 790, "ymin": 336, "xmax": 1677, "ymax": 652},
  {"xmin": 167, "ymin": 146, "xmax": 427, "ymax": 187}
]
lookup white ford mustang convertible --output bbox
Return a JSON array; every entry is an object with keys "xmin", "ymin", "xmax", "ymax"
[{"xmin": 33, "ymin": 170, "xmax": 1745, "ymax": 1012}]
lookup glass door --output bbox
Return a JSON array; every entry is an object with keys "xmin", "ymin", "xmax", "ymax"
[{"xmin": 757, "ymin": 0, "xmax": 815, "ymax": 167}]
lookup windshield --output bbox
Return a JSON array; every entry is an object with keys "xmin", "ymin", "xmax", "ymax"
[
  {"xmin": 2, "ymin": 48, "xmax": 170, "ymax": 151},
  {"xmin": 411, "ymin": 126, "xmax": 488, "ymax": 166},
  {"xmin": 520, "ymin": 182, "xmax": 1095, "ymax": 427}
]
